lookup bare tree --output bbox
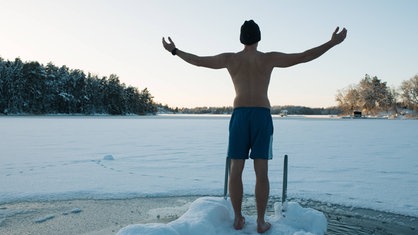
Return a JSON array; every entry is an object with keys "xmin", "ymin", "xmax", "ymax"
[{"xmin": 400, "ymin": 75, "xmax": 418, "ymax": 111}]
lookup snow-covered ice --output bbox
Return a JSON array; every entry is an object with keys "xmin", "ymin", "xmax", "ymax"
[{"xmin": 1, "ymin": 115, "xmax": 417, "ymax": 234}]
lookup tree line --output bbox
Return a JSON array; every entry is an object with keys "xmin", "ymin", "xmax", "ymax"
[
  {"xmin": 335, "ymin": 74, "xmax": 418, "ymax": 115},
  {"xmin": 271, "ymin": 106, "xmax": 341, "ymax": 115},
  {"xmin": 157, "ymin": 105, "xmax": 341, "ymax": 115},
  {"xmin": 0, "ymin": 57, "xmax": 157, "ymax": 115}
]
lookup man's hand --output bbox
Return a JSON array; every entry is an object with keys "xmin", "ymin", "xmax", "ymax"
[
  {"xmin": 330, "ymin": 27, "xmax": 347, "ymax": 45},
  {"xmin": 162, "ymin": 37, "xmax": 176, "ymax": 53}
]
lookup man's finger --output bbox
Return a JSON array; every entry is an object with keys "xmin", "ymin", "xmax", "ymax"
[
  {"xmin": 334, "ymin": 27, "xmax": 339, "ymax": 34},
  {"xmin": 168, "ymin": 37, "xmax": 174, "ymax": 44}
]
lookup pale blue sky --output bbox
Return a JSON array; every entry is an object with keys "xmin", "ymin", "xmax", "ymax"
[{"xmin": 1, "ymin": 1, "xmax": 417, "ymax": 108}]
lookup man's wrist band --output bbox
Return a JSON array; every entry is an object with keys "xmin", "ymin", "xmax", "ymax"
[{"xmin": 171, "ymin": 48, "xmax": 178, "ymax": 56}]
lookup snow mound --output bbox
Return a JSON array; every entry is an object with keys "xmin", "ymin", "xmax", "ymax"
[
  {"xmin": 117, "ymin": 197, "xmax": 327, "ymax": 235},
  {"xmin": 103, "ymin": 155, "xmax": 115, "ymax": 160}
]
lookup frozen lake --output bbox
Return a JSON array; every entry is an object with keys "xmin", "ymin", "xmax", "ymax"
[{"xmin": 1, "ymin": 115, "xmax": 417, "ymax": 217}]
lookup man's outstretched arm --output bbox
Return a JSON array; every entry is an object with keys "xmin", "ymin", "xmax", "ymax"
[
  {"xmin": 268, "ymin": 27, "xmax": 347, "ymax": 68},
  {"xmin": 162, "ymin": 37, "xmax": 231, "ymax": 69}
]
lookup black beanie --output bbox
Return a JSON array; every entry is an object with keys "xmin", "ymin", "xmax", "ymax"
[{"xmin": 240, "ymin": 20, "xmax": 261, "ymax": 45}]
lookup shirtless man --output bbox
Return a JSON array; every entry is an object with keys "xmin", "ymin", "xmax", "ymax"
[{"xmin": 163, "ymin": 20, "xmax": 347, "ymax": 233}]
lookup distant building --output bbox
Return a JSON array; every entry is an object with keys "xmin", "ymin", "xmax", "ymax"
[
  {"xmin": 353, "ymin": 111, "xmax": 362, "ymax": 118},
  {"xmin": 280, "ymin": 110, "xmax": 288, "ymax": 117}
]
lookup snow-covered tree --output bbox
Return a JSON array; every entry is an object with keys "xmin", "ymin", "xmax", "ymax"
[
  {"xmin": 336, "ymin": 74, "xmax": 393, "ymax": 115},
  {"xmin": 0, "ymin": 57, "xmax": 157, "ymax": 115}
]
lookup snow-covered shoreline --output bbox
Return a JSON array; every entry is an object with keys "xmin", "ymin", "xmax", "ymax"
[{"xmin": 1, "ymin": 196, "xmax": 416, "ymax": 235}]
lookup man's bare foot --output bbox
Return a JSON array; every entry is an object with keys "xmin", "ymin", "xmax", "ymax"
[
  {"xmin": 233, "ymin": 216, "xmax": 245, "ymax": 230},
  {"xmin": 257, "ymin": 221, "xmax": 271, "ymax": 234}
]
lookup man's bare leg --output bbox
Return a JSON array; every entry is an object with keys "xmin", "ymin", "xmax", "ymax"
[
  {"xmin": 229, "ymin": 159, "xmax": 246, "ymax": 230},
  {"xmin": 254, "ymin": 159, "xmax": 271, "ymax": 233}
]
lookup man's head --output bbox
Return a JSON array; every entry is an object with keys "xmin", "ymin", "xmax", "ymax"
[{"xmin": 240, "ymin": 20, "xmax": 261, "ymax": 45}]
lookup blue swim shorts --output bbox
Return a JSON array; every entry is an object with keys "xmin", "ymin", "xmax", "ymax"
[{"xmin": 227, "ymin": 107, "xmax": 273, "ymax": 160}]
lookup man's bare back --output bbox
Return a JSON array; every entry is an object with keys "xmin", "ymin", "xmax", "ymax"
[{"xmin": 226, "ymin": 46, "xmax": 273, "ymax": 108}]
